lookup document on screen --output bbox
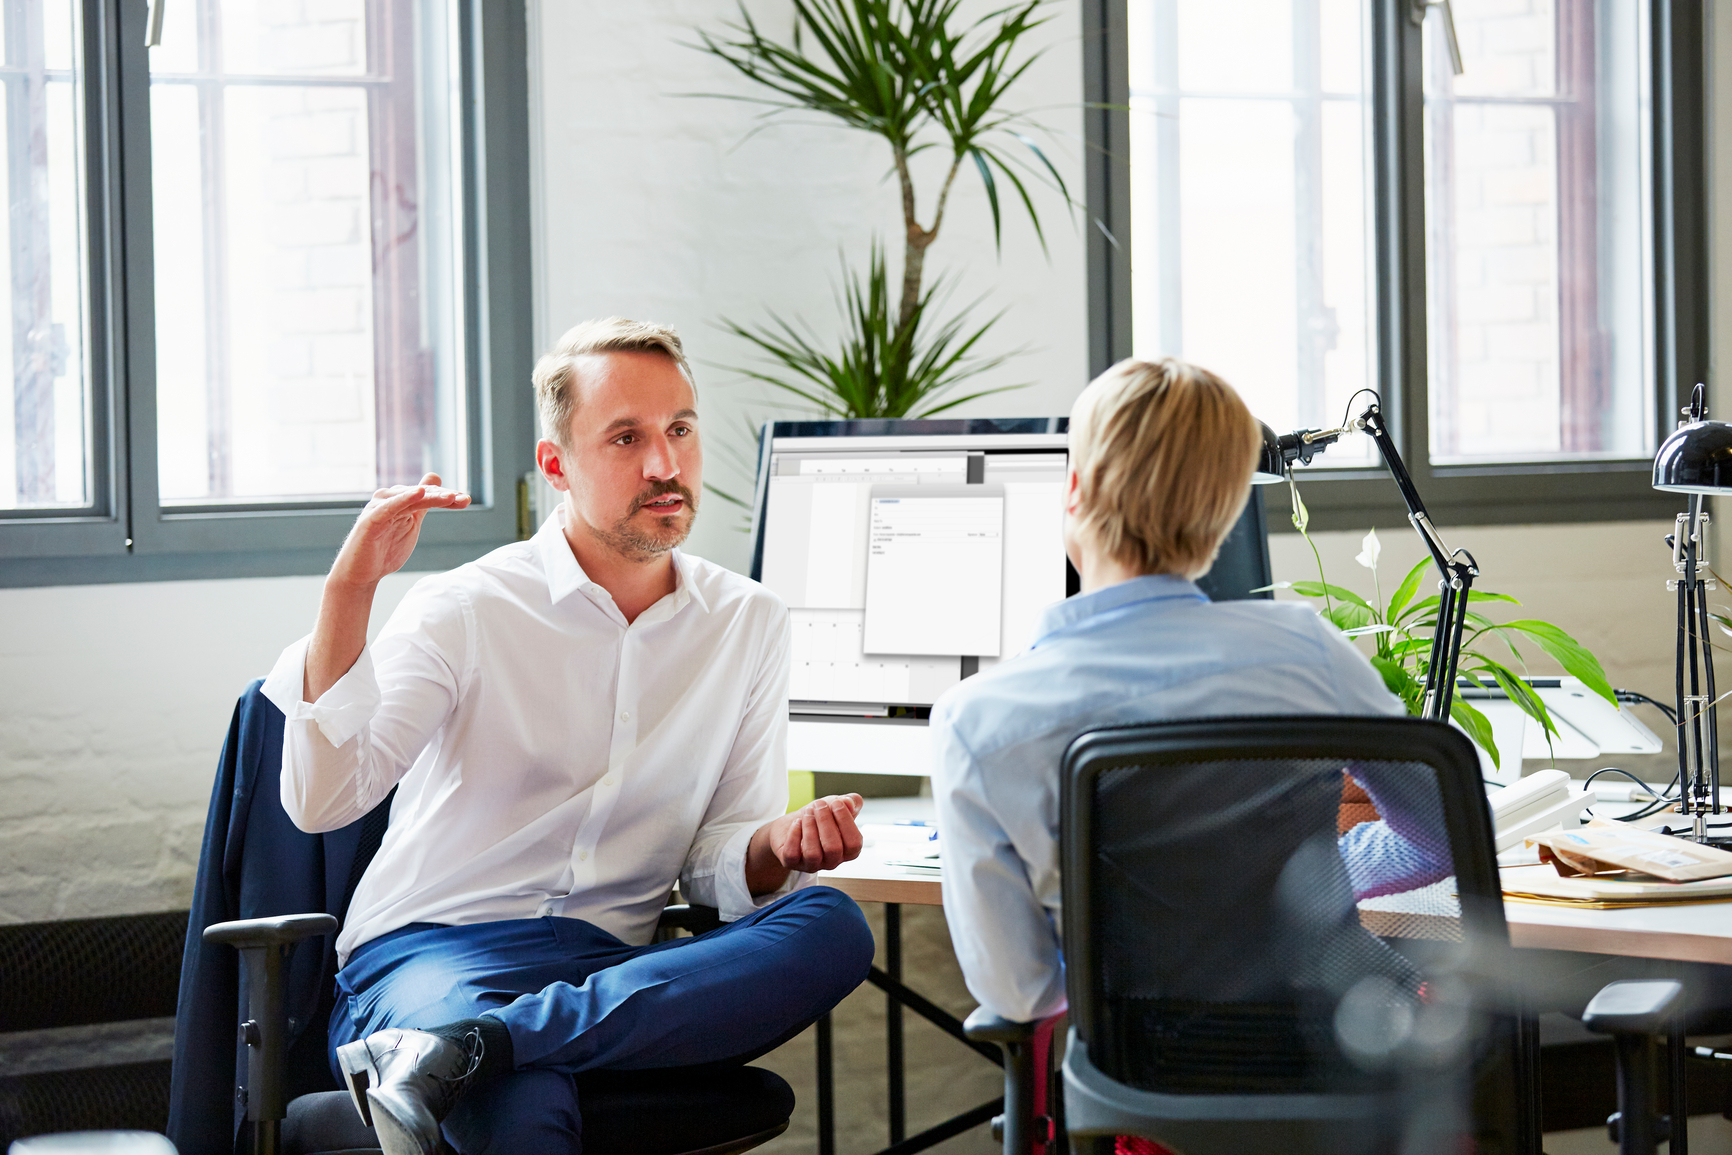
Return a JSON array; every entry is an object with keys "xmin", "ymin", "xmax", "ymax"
[{"xmin": 862, "ymin": 484, "xmax": 1004, "ymax": 657}]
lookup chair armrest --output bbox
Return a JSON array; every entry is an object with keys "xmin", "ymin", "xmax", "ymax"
[
  {"xmin": 1584, "ymin": 980, "xmax": 1684, "ymax": 1036},
  {"xmin": 657, "ymin": 904, "xmax": 722, "ymax": 935},
  {"xmin": 963, "ymin": 1006, "xmax": 1040, "ymax": 1045},
  {"xmin": 204, "ymin": 913, "xmax": 338, "ymax": 950}
]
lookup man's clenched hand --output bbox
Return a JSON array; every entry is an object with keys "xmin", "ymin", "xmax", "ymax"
[{"xmin": 744, "ymin": 793, "xmax": 865, "ymax": 895}]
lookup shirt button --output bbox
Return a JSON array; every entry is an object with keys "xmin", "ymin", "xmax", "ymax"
[
  {"xmin": 603, "ymin": 776, "xmax": 615, "ymax": 786},
  {"xmin": 619, "ymin": 711, "xmax": 631, "ymax": 722},
  {"xmin": 579, "ymin": 851, "xmax": 588, "ymax": 862}
]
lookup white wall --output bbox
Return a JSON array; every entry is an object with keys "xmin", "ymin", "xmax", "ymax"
[
  {"xmin": 0, "ymin": 572, "xmax": 422, "ymax": 921},
  {"xmin": 0, "ymin": 0, "xmax": 1720, "ymax": 921},
  {"xmin": 530, "ymin": 0, "xmax": 1090, "ymax": 574}
]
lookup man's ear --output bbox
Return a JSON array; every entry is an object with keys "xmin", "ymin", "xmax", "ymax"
[
  {"xmin": 1064, "ymin": 463, "xmax": 1082, "ymax": 516},
  {"xmin": 536, "ymin": 439, "xmax": 571, "ymax": 493}
]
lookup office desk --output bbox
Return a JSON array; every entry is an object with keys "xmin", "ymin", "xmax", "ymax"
[
  {"xmin": 817, "ymin": 853, "xmax": 1732, "ymax": 1155},
  {"xmin": 811, "ymin": 830, "xmax": 995, "ymax": 1155},
  {"xmin": 826, "ymin": 855, "xmax": 1732, "ymax": 965}
]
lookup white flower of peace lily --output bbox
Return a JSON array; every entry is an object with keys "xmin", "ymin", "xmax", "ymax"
[{"xmin": 1356, "ymin": 527, "xmax": 1381, "ymax": 571}]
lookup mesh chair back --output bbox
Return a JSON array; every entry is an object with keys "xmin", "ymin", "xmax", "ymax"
[{"xmin": 1061, "ymin": 716, "xmax": 1503, "ymax": 1099}]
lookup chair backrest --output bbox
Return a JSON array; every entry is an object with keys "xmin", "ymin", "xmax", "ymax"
[
  {"xmin": 169, "ymin": 680, "xmax": 395, "ymax": 1154},
  {"xmin": 1060, "ymin": 715, "xmax": 1504, "ymax": 1099}
]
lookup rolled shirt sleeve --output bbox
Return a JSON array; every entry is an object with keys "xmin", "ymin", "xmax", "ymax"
[
  {"xmin": 259, "ymin": 578, "xmax": 469, "ymax": 834},
  {"xmin": 680, "ymin": 601, "xmax": 802, "ymax": 920}
]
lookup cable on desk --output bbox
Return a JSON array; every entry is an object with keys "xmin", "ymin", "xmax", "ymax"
[
  {"xmin": 1614, "ymin": 688, "xmax": 1678, "ymax": 724},
  {"xmin": 1581, "ymin": 766, "xmax": 1681, "ymax": 823},
  {"xmin": 1579, "ymin": 691, "xmax": 1685, "ymax": 821}
]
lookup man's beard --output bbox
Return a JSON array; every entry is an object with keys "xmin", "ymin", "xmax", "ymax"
[{"xmin": 587, "ymin": 479, "xmax": 698, "ymax": 561}]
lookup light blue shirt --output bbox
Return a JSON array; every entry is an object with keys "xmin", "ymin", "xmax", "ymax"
[{"xmin": 930, "ymin": 574, "xmax": 1406, "ymax": 1022}]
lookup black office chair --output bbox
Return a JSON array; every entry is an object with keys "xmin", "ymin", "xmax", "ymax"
[
  {"xmin": 175, "ymin": 680, "xmax": 795, "ymax": 1155},
  {"xmin": 965, "ymin": 716, "xmax": 1685, "ymax": 1155},
  {"xmin": 206, "ymin": 904, "xmax": 793, "ymax": 1155}
]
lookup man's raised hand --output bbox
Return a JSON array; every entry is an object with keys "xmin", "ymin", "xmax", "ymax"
[
  {"xmin": 772, "ymin": 793, "xmax": 865, "ymax": 874},
  {"xmin": 305, "ymin": 473, "xmax": 469, "ymax": 703},
  {"xmin": 331, "ymin": 472, "xmax": 471, "ymax": 590}
]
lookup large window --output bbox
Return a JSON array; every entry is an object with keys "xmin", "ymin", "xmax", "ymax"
[
  {"xmin": 1094, "ymin": 0, "xmax": 1701, "ymax": 526},
  {"xmin": 1423, "ymin": 0, "xmax": 1651, "ymax": 462},
  {"xmin": 0, "ymin": 0, "xmax": 530, "ymax": 585},
  {"xmin": 0, "ymin": 0, "xmax": 91, "ymax": 512}
]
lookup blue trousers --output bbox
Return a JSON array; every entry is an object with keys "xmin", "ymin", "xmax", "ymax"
[{"xmin": 328, "ymin": 886, "xmax": 873, "ymax": 1154}]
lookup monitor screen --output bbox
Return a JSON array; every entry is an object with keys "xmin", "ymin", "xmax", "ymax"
[{"xmin": 748, "ymin": 417, "xmax": 1272, "ymax": 723}]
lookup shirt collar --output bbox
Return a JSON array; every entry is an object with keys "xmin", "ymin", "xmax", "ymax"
[
  {"xmin": 1030, "ymin": 573, "xmax": 1206, "ymax": 649},
  {"xmin": 533, "ymin": 507, "xmax": 708, "ymax": 615}
]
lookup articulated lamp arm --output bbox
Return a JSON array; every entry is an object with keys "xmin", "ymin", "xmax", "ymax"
[{"xmin": 1263, "ymin": 402, "xmax": 1479, "ymax": 721}]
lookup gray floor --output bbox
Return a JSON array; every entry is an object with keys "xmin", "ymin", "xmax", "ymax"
[{"xmin": 752, "ymin": 902, "xmax": 1003, "ymax": 1155}]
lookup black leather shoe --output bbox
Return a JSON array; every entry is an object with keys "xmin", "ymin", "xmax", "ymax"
[{"xmin": 336, "ymin": 1027, "xmax": 483, "ymax": 1155}]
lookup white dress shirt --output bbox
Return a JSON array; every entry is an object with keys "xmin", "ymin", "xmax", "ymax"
[
  {"xmin": 931, "ymin": 575, "xmax": 1404, "ymax": 1023},
  {"xmin": 261, "ymin": 510, "xmax": 797, "ymax": 965}
]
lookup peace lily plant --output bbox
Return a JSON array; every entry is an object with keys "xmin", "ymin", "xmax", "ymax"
[{"xmin": 1268, "ymin": 484, "xmax": 1615, "ymax": 770}]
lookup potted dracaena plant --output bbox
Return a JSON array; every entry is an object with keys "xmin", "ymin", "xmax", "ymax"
[
  {"xmin": 1270, "ymin": 485, "xmax": 1616, "ymax": 770},
  {"xmin": 689, "ymin": 0, "xmax": 1074, "ymax": 520}
]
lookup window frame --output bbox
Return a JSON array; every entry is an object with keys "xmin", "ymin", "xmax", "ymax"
[
  {"xmin": 1084, "ymin": 0, "xmax": 1707, "ymax": 532},
  {"xmin": 0, "ymin": 0, "xmax": 532, "ymax": 586}
]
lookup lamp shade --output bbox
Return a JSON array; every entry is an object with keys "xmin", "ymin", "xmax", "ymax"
[
  {"xmin": 1653, "ymin": 420, "xmax": 1732, "ymax": 493},
  {"xmin": 1254, "ymin": 422, "xmax": 1285, "ymax": 485}
]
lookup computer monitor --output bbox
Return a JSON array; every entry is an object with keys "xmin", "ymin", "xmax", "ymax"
[{"xmin": 748, "ymin": 417, "xmax": 1272, "ymax": 775}]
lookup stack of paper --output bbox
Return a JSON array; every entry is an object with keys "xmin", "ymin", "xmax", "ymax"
[{"xmin": 1501, "ymin": 864, "xmax": 1732, "ymax": 907}]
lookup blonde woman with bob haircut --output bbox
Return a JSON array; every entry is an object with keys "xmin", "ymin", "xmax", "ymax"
[{"xmin": 930, "ymin": 357, "xmax": 1408, "ymax": 1025}]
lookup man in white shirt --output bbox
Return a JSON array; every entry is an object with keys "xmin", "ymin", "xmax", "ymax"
[
  {"xmin": 931, "ymin": 358, "xmax": 1409, "ymax": 1024},
  {"xmin": 261, "ymin": 318, "xmax": 874, "ymax": 1155}
]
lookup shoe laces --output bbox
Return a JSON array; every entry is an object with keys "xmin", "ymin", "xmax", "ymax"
[{"xmin": 425, "ymin": 1028, "xmax": 485, "ymax": 1113}]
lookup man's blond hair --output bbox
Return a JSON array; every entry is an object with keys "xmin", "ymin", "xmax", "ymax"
[
  {"xmin": 1069, "ymin": 357, "xmax": 1261, "ymax": 579},
  {"xmin": 532, "ymin": 317, "xmax": 696, "ymax": 446}
]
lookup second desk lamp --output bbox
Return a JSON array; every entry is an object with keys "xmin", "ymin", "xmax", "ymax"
[{"xmin": 1652, "ymin": 383, "xmax": 1732, "ymax": 843}]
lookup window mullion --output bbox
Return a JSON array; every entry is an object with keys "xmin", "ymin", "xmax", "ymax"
[{"xmin": 1369, "ymin": 0, "xmax": 1432, "ymax": 491}]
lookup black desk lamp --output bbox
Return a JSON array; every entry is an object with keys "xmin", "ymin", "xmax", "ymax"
[
  {"xmin": 1256, "ymin": 401, "xmax": 1479, "ymax": 724},
  {"xmin": 1652, "ymin": 383, "xmax": 1732, "ymax": 841}
]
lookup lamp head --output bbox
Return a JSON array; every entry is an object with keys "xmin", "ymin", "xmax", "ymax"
[
  {"xmin": 1254, "ymin": 423, "xmax": 1286, "ymax": 484},
  {"xmin": 1654, "ymin": 384, "xmax": 1732, "ymax": 494},
  {"xmin": 1253, "ymin": 420, "xmax": 1353, "ymax": 484}
]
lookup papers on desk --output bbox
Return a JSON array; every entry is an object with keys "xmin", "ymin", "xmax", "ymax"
[
  {"xmin": 1502, "ymin": 864, "xmax": 1732, "ymax": 908},
  {"xmin": 860, "ymin": 823, "xmax": 943, "ymax": 876}
]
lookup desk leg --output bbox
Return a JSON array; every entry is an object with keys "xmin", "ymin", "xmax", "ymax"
[
  {"xmin": 1670, "ymin": 1023, "xmax": 1689, "ymax": 1155},
  {"xmin": 818, "ymin": 1011, "xmax": 835, "ymax": 1155},
  {"xmin": 887, "ymin": 902, "xmax": 905, "ymax": 1146}
]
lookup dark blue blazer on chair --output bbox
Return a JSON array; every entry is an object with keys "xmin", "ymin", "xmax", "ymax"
[{"xmin": 167, "ymin": 679, "xmax": 387, "ymax": 1155}]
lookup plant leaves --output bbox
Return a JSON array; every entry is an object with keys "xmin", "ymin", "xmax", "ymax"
[
  {"xmin": 714, "ymin": 241, "xmax": 1028, "ymax": 419},
  {"xmin": 1469, "ymin": 655, "xmax": 1560, "ymax": 744},
  {"xmin": 1370, "ymin": 654, "xmax": 1424, "ymax": 712},
  {"xmin": 1289, "ymin": 581, "xmax": 1373, "ymax": 610},
  {"xmin": 1387, "ymin": 559, "xmax": 1429, "ymax": 621},
  {"xmin": 1448, "ymin": 697, "xmax": 1501, "ymax": 768},
  {"xmin": 1325, "ymin": 603, "xmax": 1374, "ymax": 632},
  {"xmin": 1498, "ymin": 619, "xmax": 1617, "ymax": 705}
]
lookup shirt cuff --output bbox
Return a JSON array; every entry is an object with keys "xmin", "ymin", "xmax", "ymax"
[
  {"xmin": 260, "ymin": 635, "xmax": 382, "ymax": 749},
  {"xmin": 710, "ymin": 822, "xmax": 810, "ymax": 921}
]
